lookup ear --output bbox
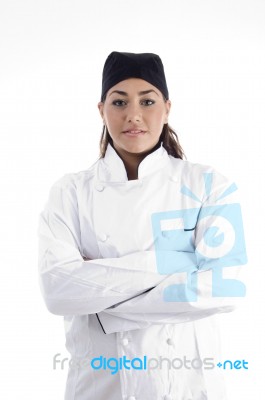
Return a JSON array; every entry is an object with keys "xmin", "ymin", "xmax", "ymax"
[
  {"xmin": 98, "ymin": 102, "xmax": 104, "ymax": 120},
  {"xmin": 164, "ymin": 100, "xmax": 171, "ymax": 123}
]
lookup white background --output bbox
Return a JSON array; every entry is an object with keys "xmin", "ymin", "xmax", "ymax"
[{"xmin": 0, "ymin": 0, "xmax": 264, "ymax": 398}]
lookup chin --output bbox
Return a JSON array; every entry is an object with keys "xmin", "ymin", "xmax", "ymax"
[
  {"xmin": 125, "ymin": 145, "xmax": 152, "ymax": 154},
  {"xmin": 115, "ymin": 140, "xmax": 159, "ymax": 155}
]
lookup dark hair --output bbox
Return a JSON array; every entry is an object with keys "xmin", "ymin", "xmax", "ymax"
[{"xmin": 99, "ymin": 123, "xmax": 185, "ymax": 159}]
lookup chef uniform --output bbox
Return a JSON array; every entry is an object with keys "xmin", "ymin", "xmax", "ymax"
[{"xmin": 38, "ymin": 52, "xmax": 247, "ymax": 400}]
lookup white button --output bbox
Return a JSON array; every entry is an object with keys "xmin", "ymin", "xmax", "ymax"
[
  {"xmin": 122, "ymin": 338, "xmax": 129, "ymax": 346},
  {"xmin": 170, "ymin": 175, "xmax": 178, "ymax": 182},
  {"xmin": 128, "ymin": 397, "xmax": 136, "ymax": 400},
  {"xmin": 166, "ymin": 338, "xmax": 174, "ymax": 345},
  {"xmin": 164, "ymin": 396, "xmax": 172, "ymax": 400},
  {"xmin": 95, "ymin": 183, "xmax": 105, "ymax": 191},
  {"xmin": 99, "ymin": 234, "xmax": 108, "ymax": 242}
]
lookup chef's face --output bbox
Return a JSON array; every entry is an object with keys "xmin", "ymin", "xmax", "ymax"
[{"xmin": 98, "ymin": 78, "xmax": 171, "ymax": 156}]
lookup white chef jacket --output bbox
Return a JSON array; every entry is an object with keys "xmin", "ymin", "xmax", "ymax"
[{"xmin": 38, "ymin": 142, "xmax": 247, "ymax": 400}]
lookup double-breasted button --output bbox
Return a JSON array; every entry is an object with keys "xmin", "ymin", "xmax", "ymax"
[
  {"xmin": 170, "ymin": 175, "xmax": 178, "ymax": 182},
  {"xmin": 122, "ymin": 338, "xmax": 129, "ymax": 346},
  {"xmin": 95, "ymin": 183, "xmax": 105, "ymax": 191},
  {"xmin": 99, "ymin": 234, "xmax": 108, "ymax": 242},
  {"xmin": 166, "ymin": 338, "xmax": 174, "ymax": 346}
]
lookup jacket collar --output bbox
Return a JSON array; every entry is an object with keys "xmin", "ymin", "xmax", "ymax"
[{"xmin": 97, "ymin": 142, "xmax": 170, "ymax": 182}]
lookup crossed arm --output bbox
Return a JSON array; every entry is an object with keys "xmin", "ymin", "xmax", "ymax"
[{"xmin": 38, "ymin": 180, "xmax": 247, "ymax": 333}]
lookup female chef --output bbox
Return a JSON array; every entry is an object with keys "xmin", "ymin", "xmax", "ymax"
[{"xmin": 38, "ymin": 51, "xmax": 247, "ymax": 400}]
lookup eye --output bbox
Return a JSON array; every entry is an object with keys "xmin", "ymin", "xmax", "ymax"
[
  {"xmin": 141, "ymin": 99, "xmax": 155, "ymax": 106},
  {"xmin": 112, "ymin": 99, "xmax": 127, "ymax": 107}
]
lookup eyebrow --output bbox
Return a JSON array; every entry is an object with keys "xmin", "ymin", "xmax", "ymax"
[{"xmin": 108, "ymin": 89, "xmax": 159, "ymax": 97}]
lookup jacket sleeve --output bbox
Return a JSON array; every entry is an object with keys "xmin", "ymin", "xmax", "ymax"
[
  {"xmin": 96, "ymin": 173, "xmax": 248, "ymax": 334},
  {"xmin": 38, "ymin": 179, "xmax": 196, "ymax": 316}
]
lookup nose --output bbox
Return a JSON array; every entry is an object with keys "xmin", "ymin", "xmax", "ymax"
[{"xmin": 126, "ymin": 103, "xmax": 142, "ymax": 123}]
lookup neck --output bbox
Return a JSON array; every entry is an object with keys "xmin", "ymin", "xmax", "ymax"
[
  {"xmin": 111, "ymin": 142, "xmax": 161, "ymax": 181},
  {"xmin": 120, "ymin": 152, "xmax": 145, "ymax": 180}
]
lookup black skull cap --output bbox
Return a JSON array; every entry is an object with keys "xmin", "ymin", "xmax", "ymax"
[{"xmin": 101, "ymin": 51, "xmax": 169, "ymax": 101}]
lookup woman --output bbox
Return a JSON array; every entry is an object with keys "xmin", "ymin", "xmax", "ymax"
[{"xmin": 38, "ymin": 52, "xmax": 247, "ymax": 400}]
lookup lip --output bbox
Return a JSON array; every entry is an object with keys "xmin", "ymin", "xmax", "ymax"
[{"xmin": 122, "ymin": 129, "xmax": 146, "ymax": 136}]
